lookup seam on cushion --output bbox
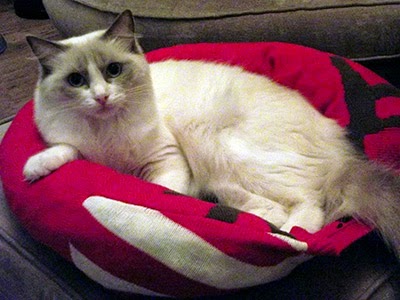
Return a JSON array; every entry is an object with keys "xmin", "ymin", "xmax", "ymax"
[
  {"xmin": 390, "ymin": 269, "xmax": 400, "ymax": 298},
  {"xmin": 355, "ymin": 267, "xmax": 400, "ymax": 300},
  {"xmin": 351, "ymin": 53, "xmax": 400, "ymax": 62},
  {"xmin": 186, "ymin": 2, "xmax": 400, "ymax": 21},
  {"xmin": 72, "ymin": 0, "xmax": 400, "ymax": 20},
  {"xmin": 0, "ymin": 115, "xmax": 15, "ymax": 126},
  {"xmin": 0, "ymin": 227, "xmax": 83, "ymax": 299}
]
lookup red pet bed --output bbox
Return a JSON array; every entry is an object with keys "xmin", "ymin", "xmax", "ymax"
[{"xmin": 1, "ymin": 42, "xmax": 399, "ymax": 298}]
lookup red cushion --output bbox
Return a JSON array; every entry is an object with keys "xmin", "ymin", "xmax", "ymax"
[{"xmin": 1, "ymin": 42, "xmax": 399, "ymax": 297}]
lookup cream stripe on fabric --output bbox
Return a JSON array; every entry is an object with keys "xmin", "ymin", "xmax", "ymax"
[
  {"xmin": 70, "ymin": 244, "xmax": 168, "ymax": 297},
  {"xmin": 269, "ymin": 233, "xmax": 309, "ymax": 252},
  {"xmin": 83, "ymin": 196, "xmax": 310, "ymax": 290}
]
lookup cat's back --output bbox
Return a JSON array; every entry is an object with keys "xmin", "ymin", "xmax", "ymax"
[
  {"xmin": 150, "ymin": 60, "xmax": 242, "ymax": 125},
  {"xmin": 148, "ymin": 60, "xmax": 326, "ymax": 132},
  {"xmin": 149, "ymin": 60, "xmax": 246, "ymax": 100},
  {"xmin": 148, "ymin": 59, "xmax": 349, "ymax": 165},
  {"xmin": 149, "ymin": 60, "xmax": 281, "ymax": 123}
]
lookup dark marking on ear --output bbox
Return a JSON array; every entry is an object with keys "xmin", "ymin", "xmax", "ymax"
[
  {"xmin": 26, "ymin": 36, "xmax": 66, "ymax": 60},
  {"xmin": 26, "ymin": 36, "xmax": 67, "ymax": 77},
  {"xmin": 41, "ymin": 65, "xmax": 52, "ymax": 77},
  {"xmin": 104, "ymin": 10, "xmax": 135, "ymax": 38},
  {"xmin": 103, "ymin": 10, "xmax": 142, "ymax": 54}
]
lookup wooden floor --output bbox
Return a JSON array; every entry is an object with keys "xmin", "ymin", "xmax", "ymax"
[{"xmin": 0, "ymin": 0, "xmax": 62, "ymax": 124}]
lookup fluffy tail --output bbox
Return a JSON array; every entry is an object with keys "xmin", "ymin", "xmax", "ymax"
[{"xmin": 326, "ymin": 157, "xmax": 400, "ymax": 257}]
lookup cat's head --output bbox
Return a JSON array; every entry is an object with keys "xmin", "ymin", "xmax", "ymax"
[{"xmin": 27, "ymin": 10, "xmax": 151, "ymax": 120}]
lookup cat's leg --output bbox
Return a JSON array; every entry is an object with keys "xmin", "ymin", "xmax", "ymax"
[
  {"xmin": 143, "ymin": 152, "xmax": 193, "ymax": 195},
  {"xmin": 23, "ymin": 144, "xmax": 79, "ymax": 182},
  {"xmin": 151, "ymin": 167, "xmax": 192, "ymax": 195},
  {"xmin": 280, "ymin": 202, "xmax": 325, "ymax": 234},
  {"xmin": 210, "ymin": 183, "xmax": 289, "ymax": 228}
]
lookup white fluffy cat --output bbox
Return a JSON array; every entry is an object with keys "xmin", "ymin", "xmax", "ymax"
[{"xmin": 24, "ymin": 11, "xmax": 400, "ymax": 255}]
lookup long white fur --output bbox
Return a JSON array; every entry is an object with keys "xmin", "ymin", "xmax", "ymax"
[{"xmin": 24, "ymin": 12, "xmax": 400, "ymax": 257}]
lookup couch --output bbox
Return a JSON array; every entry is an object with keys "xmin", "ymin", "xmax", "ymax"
[
  {"xmin": 43, "ymin": 0, "xmax": 400, "ymax": 88},
  {"xmin": 0, "ymin": 0, "xmax": 399, "ymax": 298}
]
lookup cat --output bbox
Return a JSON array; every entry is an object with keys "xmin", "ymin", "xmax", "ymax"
[{"xmin": 24, "ymin": 10, "xmax": 400, "ymax": 256}]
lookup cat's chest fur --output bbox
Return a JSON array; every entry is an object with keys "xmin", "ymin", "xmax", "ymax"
[{"xmin": 39, "ymin": 113, "xmax": 157, "ymax": 175}]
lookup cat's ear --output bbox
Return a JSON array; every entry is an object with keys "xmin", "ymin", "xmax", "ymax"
[
  {"xmin": 26, "ymin": 36, "xmax": 67, "ymax": 76},
  {"xmin": 103, "ymin": 10, "xmax": 142, "ymax": 54}
]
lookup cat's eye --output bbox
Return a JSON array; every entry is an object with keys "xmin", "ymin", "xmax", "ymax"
[
  {"xmin": 106, "ymin": 62, "xmax": 122, "ymax": 78},
  {"xmin": 67, "ymin": 73, "xmax": 86, "ymax": 87}
]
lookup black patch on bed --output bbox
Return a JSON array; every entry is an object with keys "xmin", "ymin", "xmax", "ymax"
[
  {"xmin": 336, "ymin": 216, "xmax": 354, "ymax": 229},
  {"xmin": 266, "ymin": 221, "xmax": 297, "ymax": 239},
  {"xmin": 330, "ymin": 56, "xmax": 400, "ymax": 150},
  {"xmin": 163, "ymin": 189, "xmax": 220, "ymax": 204},
  {"xmin": 163, "ymin": 190, "xmax": 184, "ymax": 196},
  {"xmin": 206, "ymin": 205, "xmax": 240, "ymax": 223},
  {"xmin": 198, "ymin": 191, "xmax": 220, "ymax": 203}
]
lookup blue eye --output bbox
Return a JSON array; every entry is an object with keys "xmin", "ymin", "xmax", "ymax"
[
  {"xmin": 67, "ymin": 73, "xmax": 86, "ymax": 87},
  {"xmin": 106, "ymin": 62, "xmax": 122, "ymax": 78}
]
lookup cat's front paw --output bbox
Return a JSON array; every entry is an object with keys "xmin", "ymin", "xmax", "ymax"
[
  {"xmin": 248, "ymin": 207, "xmax": 289, "ymax": 229},
  {"xmin": 23, "ymin": 145, "xmax": 79, "ymax": 182},
  {"xmin": 23, "ymin": 152, "xmax": 60, "ymax": 182}
]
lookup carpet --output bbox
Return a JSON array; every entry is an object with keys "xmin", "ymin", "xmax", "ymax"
[{"xmin": 0, "ymin": 0, "xmax": 61, "ymax": 124}]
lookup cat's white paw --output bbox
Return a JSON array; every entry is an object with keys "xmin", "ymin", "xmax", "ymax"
[
  {"xmin": 280, "ymin": 204, "xmax": 325, "ymax": 234},
  {"xmin": 248, "ymin": 207, "xmax": 289, "ymax": 228},
  {"xmin": 24, "ymin": 152, "xmax": 62, "ymax": 181},
  {"xmin": 23, "ymin": 145, "xmax": 79, "ymax": 182}
]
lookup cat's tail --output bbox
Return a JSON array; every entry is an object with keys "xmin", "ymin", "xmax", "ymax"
[{"xmin": 326, "ymin": 157, "xmax": 400, "ymax": 257}]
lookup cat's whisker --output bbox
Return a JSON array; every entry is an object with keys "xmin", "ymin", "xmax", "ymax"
[{"xmin": 127, "ymin": 85, "xmax": 152, "ymax": 96}]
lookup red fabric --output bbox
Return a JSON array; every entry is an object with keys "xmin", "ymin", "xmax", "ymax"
[{"xmin": 1, "ymin": 42, "xmax": 399, "ymax": 297}]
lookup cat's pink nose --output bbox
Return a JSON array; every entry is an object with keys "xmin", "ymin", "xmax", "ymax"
[{"xmin": 95, "ymin": 95, "xmax": 109, "ymax": 106}]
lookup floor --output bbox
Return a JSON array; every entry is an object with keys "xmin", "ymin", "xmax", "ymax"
[
  {"xmin": 0, "ymin": 122, "xmax": 10, "ymax": 141},
  {"xmin": 0, "ymin": 0, "xmax": 62, "ymax": 125}
]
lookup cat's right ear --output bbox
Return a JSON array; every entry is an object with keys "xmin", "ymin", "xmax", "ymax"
[
  {"xmin": 103, "ymin": 10, "xmax": 142, "ymax": 54},
  {"xmin": 26, "ymin": 36, "xmax": 67, "ymax": 76}
]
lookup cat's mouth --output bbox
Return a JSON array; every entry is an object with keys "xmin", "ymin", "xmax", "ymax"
[
  {"xmin": 91, "ymin": 103, "xmax": 119, "ymax": 119},
  {"xmin": 98, "ymin": 105, "xmax": 116, "ymax": 114}
]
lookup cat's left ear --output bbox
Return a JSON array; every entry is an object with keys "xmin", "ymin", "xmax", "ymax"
[
  {"xmin": 103, "ymin": 10, "xmax": 142, "ymax": 54},
  {"xmin": 26, "ymin": 36, "xmax": 68, "ymax": 76}
]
